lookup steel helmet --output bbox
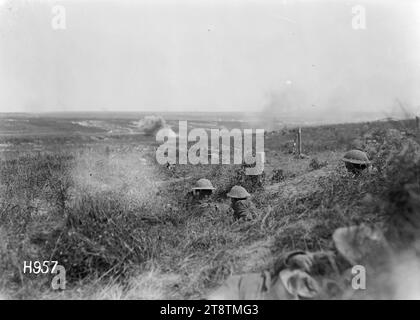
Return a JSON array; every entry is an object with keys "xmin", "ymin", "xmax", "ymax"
[
  {"xmin": 192, "ymin": 178, "xmax": 215, "ymax": 190},
  {"xmin": 342, "ymin": 150, "xmax": 370, "ymax": 165},
  {"xmin": 227, "ymin": 185, "xmax": 250, "ymax": 199}
]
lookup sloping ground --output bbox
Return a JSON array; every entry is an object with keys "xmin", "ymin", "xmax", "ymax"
[
  {"xmin": 153, "ymin": 154, "xmax": 347, "ymax": 299},
  {"xmin": 201, "ymin": 129, "xmax": 420, "ymax": 300},
  {"xmin": 262, "ymin": 150, "xmax": 347, "ymax": 207},
  {"xmin": 195, "ymin": 160, "xmax": 344, "ymax": 298},
  {"xmin": 39, "ymin": 269, "xmax": 182, "ymax": 300},
  {"xmin": 265, "ymin": 165, "xmax": 335, "ymax": 200},
  {"xmin": 228, "ymin": 238, "xmax": 276, "ymax": 273},
  {"xmin": 196, "ymin": 146, "xmax": 378, "ymax": 299},
  {"xmin": 215, "ymin": 168, "xmax": 338, "ymax": 286}
]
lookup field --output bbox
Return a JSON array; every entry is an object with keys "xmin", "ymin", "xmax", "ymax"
[{"xmin": 1, "ymin": 112, "xmax": 420, "ymax": 299}]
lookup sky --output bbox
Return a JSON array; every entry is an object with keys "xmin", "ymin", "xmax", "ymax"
[{"xmin": 0, "ymin": 0, "xmax": 420, "ymax": 115}]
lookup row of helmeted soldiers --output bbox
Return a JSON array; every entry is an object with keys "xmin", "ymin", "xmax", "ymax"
[{"xmin": 187, "ymin": 149, "xmax": 371, "ymax": 221}]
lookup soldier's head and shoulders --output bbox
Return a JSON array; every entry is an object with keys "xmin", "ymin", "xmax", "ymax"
[
  {"xmin": 226, "ymin": 185, "xmax": 256, "ymax": 220},
  {"xmin": 186, "ymin": 178, "xmax": 217, "ymax": 210},
  {"xmin": 342, "ymin": 149, "xmax": 371, "ymax": 175}
]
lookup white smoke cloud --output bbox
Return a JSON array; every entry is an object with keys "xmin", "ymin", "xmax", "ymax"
[{"xmin": 134, "ymin": 115, "xmax": 166, "ymax": 136}]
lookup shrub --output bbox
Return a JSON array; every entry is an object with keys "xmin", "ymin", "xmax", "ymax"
[
  {"xmin": 308, "ymin": 158, "xmax": 328, "ymax": 171},
  {"xmin": 41, "ymin": 193, "xmax": 165, "ymax": 281},
  {"xmin": 271, "ymin": 168, "xmax": 285, "ymax": 183}
]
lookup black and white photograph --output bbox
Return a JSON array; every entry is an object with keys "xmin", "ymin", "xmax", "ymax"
[{"xmin": 1, "ymin": 0, "xmax": 420, "ymax": 304}]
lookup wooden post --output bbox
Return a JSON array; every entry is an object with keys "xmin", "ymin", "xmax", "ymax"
[
  {"xmin": 416, "ymin": 116, "xmax": 419, "ymax": 131},
  {"xmin": 297, "ymin": 127, "xmax": 302, "ymax": 156}
]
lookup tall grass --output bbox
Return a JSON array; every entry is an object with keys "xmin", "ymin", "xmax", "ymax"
[{"xmin": 1, "ymin": 120, "xmax": 420, "ymax": 299}]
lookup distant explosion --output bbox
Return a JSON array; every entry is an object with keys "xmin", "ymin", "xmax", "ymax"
[{"xmin": 135, "ymin": 115, "xmax": 166, "ymax": 136}]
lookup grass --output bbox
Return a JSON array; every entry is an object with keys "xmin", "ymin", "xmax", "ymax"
[{"xmin": 1, "ymin": 118, "xmax": 420, "ymax": 299}]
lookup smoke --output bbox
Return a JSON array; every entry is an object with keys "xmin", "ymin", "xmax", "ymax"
[
  {"xmin": 250, "ymin": 83, "xmax": 317, "ymax": 130},
  {"xmin": 363, "ymin": 245, "xmax": 420, "ymax": 300},
  {"xmin": 335, "ymin": 226, "xmax": 420, "ymax": 300},
  {"xmin": 71, "ymin": 148, "xmax": 160, "ymax": 210},
  {"xmin": 384, "ymin": 184, "xmax": 420, "ymax": 300},
  {"xmin": 263, "ymin": 85, "xmax": 309, "ymax": 118},
  {"xmin": 134, "ymin": 115, "xmax": 166, "ymax": 136},
  {"xmin": 390, "ymin": 251, "xmax": 420, "ymax": 300}
]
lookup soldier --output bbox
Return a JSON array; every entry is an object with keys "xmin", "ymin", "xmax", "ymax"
[
  {"xmin": 271, "ymin": 224, "xmax": 393, "ymax": 299},
  {"xmin": 185, "ymin": 178, "xmax": 216, "ymax": 212},
  {"xmin": 226, "ymin": 185, "xmax": 257, "ymax": 221},
  {"xmin": 207, "ymin": 224, "xmax": 393, "ymax": 300},
  {"xmin": 342, "ymin": 150, "xmax": 371, "ymax": 174}
]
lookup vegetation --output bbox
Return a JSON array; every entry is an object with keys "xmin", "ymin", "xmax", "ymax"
[{"xmin": 0, "ymin": 118, "xmax": 419, "ymax": 299}]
